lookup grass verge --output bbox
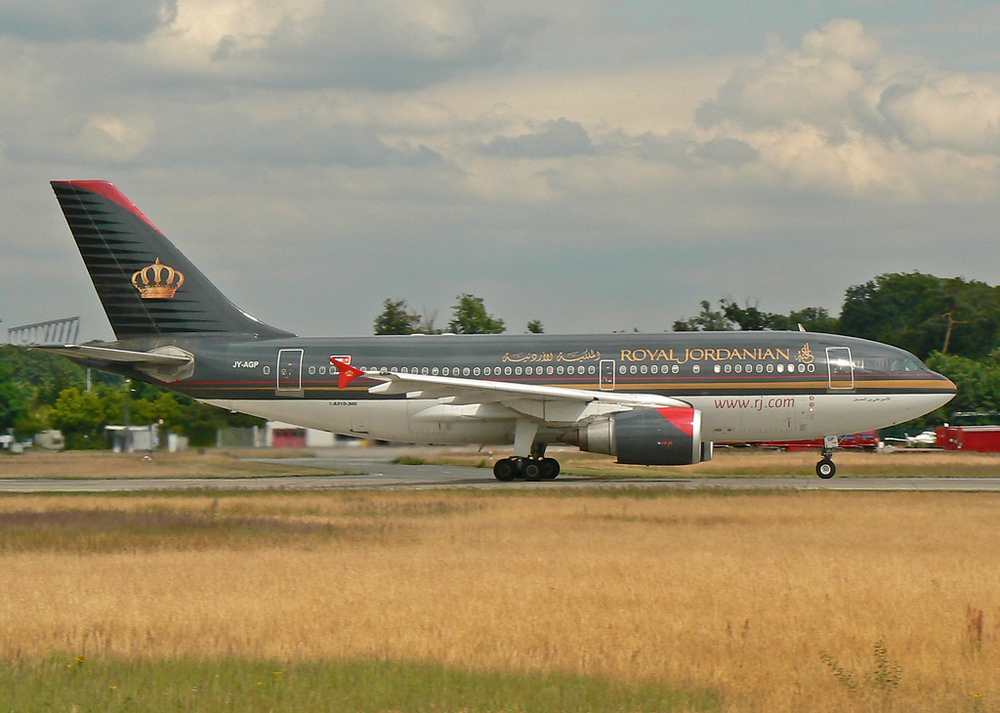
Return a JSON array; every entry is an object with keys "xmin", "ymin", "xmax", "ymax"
[{"xmin": 0, "ymin": 656, "xmax": 721, "ymax": 713}]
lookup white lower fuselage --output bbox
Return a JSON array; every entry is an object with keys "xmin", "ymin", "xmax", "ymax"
[{"xmin": 205, "ymin": 390, "xmax": 952, "ymax": 447}]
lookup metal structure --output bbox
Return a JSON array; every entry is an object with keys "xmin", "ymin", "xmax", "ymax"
[{"xmin": 7, "ymin": 316, "xmax": 80, "ymax": 346}]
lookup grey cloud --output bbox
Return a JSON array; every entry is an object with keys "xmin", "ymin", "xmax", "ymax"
[
  {"xmin": 692, "ymin": 137, "xmax": 758, "ymax": 166},
  {"xmin": 222, "ymin": 3, "xmax": 546, "ymax": 91},
  {"xmin": 0, "ymin": 0, "xmax": 176, "ymax": 42},
  {"xmin": 617, "ymin": 132, "xmax": 758, "ymax": 168},
  {"xmin": 3, "ymin": 107, "xmax": 443, "ymax": 170},
  {"xmin": 479, "ymin": 118, "xmax": 593, "ymax": 158}
]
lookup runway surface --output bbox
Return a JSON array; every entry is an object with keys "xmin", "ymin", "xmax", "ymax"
[{"xmin": 2, "ymin": 446, "xmax": 1000, "ymax": 493}]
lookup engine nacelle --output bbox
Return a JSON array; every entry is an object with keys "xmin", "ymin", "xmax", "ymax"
[{"xmin": 577, "ymin": 407, "xmax": 712, "ymax": 465}]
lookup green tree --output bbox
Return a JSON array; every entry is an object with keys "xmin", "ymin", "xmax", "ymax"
[
  {"xmin": 925, "ymin": 351, "xmax": 1000, "ymax": 418},
  {"xmin": 0, "ymin": 361, "xmax": 31, "ymax": 433},
  {"xmin": 769, "ymin": 307, "xmax": 840, "ymax": 334},
  {"xmin": 526, "ymin": 319, "xmax": 544, "ymax": 334},
  {"xmin": 839, "ymin": 273, "xmax": 1000, "ymax": 360},
  {"xmin": 448, "ymin": 294, "xmax": 506, "ymax": 334},
  {"xmin": 373, "ymin": 298, "xmax": 421, "ymax": 335},
  {"xmin": 720, "ymin": 298, "xmax": 773, "ymax": 330},
  {"xmin": 50, "ymin": 385, "xmax": 116, "ymax": 450},
  {"xmin": 673, "ymin": 300, "xmax": 734, "ymax": 331}
]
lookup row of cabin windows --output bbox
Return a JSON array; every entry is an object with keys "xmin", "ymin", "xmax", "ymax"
[
  {"xmin": 306, "ymin": 364, "xmax": 601, "ymax": 377},
  {"xmin": 621, "ymin": 362, "xmax": 818, "ymax": 376},
  {"xmin": 302, "ymin": 361, "xmax": 818, "ymax": 378}
]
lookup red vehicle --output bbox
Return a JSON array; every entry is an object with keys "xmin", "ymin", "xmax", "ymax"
[
  {"xmin": 936, "ymin": 426, "xmax": 1000, "ymax": 452},
  {"xmin": 752, "ymin": 431, "xmax": 880, "ymax": 452}
]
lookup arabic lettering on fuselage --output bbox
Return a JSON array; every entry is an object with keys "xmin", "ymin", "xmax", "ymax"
[
  {"xmin": 503, "ymin": 349, "xmax": 601, "ymax": 364},
  {"xmin": 620, "ymin": 346, "xmax": 795, "ymax": 366}
]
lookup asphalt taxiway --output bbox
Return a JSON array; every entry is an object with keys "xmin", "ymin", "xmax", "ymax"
[{"xmin": 2, "ymin": 446, "xmax": 1000, "ymax": 493}]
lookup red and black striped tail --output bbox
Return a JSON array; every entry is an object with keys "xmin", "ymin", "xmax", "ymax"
[{"xmin": 51, "ymin": 180, "xmax": 293, "ymax": 341}]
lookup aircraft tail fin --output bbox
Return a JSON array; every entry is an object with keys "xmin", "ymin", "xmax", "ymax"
[{"xmin": 51, "ymin": 181, "xmax": 294, "ymax": 340}]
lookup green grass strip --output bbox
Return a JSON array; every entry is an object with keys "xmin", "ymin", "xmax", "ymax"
[{"xmin": 1, "ymin": 656, "xmax": 721, "ymax": 713}]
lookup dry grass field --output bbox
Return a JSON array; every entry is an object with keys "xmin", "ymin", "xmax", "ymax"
[
  {"xmin": 1, "ymin": 468, "xmax": 999, "ymax": 711},
  {"xmin": 0, "ymin": 448, "xmax": 319, "ymax": 479}
]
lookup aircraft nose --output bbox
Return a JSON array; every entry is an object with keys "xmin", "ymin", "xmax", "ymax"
[{"xmin": 932, "ymin": 372, "xmax": 958, "ymax": 404}]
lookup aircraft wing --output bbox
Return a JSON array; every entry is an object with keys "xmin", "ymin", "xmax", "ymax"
[{"xmin": 336, "ymin": 360, "xmax": 690, "ymax": 427}]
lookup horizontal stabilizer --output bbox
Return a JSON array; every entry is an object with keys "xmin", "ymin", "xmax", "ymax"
[
  {"xmin": 34, "ymin": 344, "xmax": 192, "ymax": 366},
  {"xmin": 33, "ymin": 344, "xmax": 195, "ymax": 383}
]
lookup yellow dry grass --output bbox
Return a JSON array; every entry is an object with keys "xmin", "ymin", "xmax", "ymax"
[{"xmin": 0, "ymin": 490, "xmax": 998, "ymax": 712}]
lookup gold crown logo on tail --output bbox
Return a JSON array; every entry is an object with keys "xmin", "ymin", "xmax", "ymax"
[{"xmin": 131, "ymin": 258, "xmax": 185, "ymax": 299}]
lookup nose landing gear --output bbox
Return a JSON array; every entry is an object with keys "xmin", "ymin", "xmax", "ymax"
[{"xmin": 816, "ymin": 436, "xmax": 838, "ymax": 479}]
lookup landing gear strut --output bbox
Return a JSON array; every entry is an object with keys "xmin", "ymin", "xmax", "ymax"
[{"xmin": 492, "ymin": 456, "xmax": 561, "ymax": 481}]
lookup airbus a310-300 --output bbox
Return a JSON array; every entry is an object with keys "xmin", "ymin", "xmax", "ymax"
[{"xmin": 39, "ymin": 180, "xmax": 956, "ymax": 480}]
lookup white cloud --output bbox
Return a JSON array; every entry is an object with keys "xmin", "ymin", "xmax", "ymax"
[
  {"xmin": 694, "ymin": 18, "xmax": 1000, "ymax": 199},
  {"xmin": 149, "ymin": 0, "xmax": 546, "ymax": 90},
  {"xmin": 879, "ymin": 74, "xmax": 1000, "ymax": 155}
]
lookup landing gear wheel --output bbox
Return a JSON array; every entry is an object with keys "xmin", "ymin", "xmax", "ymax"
[
  {"xmin": 539, "ymin": 458, "xmax": 560, "ymax": 480},
  {"xmin": 493, "ymin": 458, "xmax": 517, "ymax": 481},
  {"xmin": 523, "ymin": 459, "xmax": 542, "ymax": 480},
  {"xmin": 816, "ymin": 458, "xmax": 836, "ymax": 479}
]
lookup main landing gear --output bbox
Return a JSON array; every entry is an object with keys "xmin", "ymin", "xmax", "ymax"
[{"xmin": 492, "ymin": 456, "xmax": 561, "ymax": 481}]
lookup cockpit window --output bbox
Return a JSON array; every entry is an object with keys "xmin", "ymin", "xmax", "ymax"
[
  {"xmin": 889, "ymin": 358, "xmax": 922, "ymax": 373},
  {"xmin": 854, "ymin": 355, "xmax": 924, "ymax": 373}
]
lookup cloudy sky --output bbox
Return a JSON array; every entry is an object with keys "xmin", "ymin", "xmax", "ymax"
[{"xmin": 3, "ymin": 1, "xmax": 1000, "ymax": 340}]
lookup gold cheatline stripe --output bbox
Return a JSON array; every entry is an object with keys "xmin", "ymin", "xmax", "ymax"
[{"xmin": 188, "ymin": 376, "xmax": 949, "ymax": 395}]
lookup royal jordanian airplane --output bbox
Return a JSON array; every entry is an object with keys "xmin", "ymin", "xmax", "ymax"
[{"xmin": 41, "ymin": 180, "xmax": 956, "ymax": 480}]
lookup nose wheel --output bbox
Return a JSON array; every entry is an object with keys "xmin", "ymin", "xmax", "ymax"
[{"xmin": 816, "ymin": 444, "xmax": 836, "ymax": 479}]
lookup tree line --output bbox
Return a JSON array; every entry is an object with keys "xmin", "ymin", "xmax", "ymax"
[
  {"xmin": 3, "ymin": 271, "xmax": 999, "ymax": 449},
  {"xmin": 374, "ymin": 293, "xmax": 541, "ymax": 335},
  {"xmin": 0, "ymin": 346, "xmax": 261, "ymax": 449}
]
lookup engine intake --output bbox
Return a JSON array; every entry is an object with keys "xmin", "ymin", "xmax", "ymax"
[{"xmin": 577, "ymin": 407, "xmax": 712, "ymax": 465}]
